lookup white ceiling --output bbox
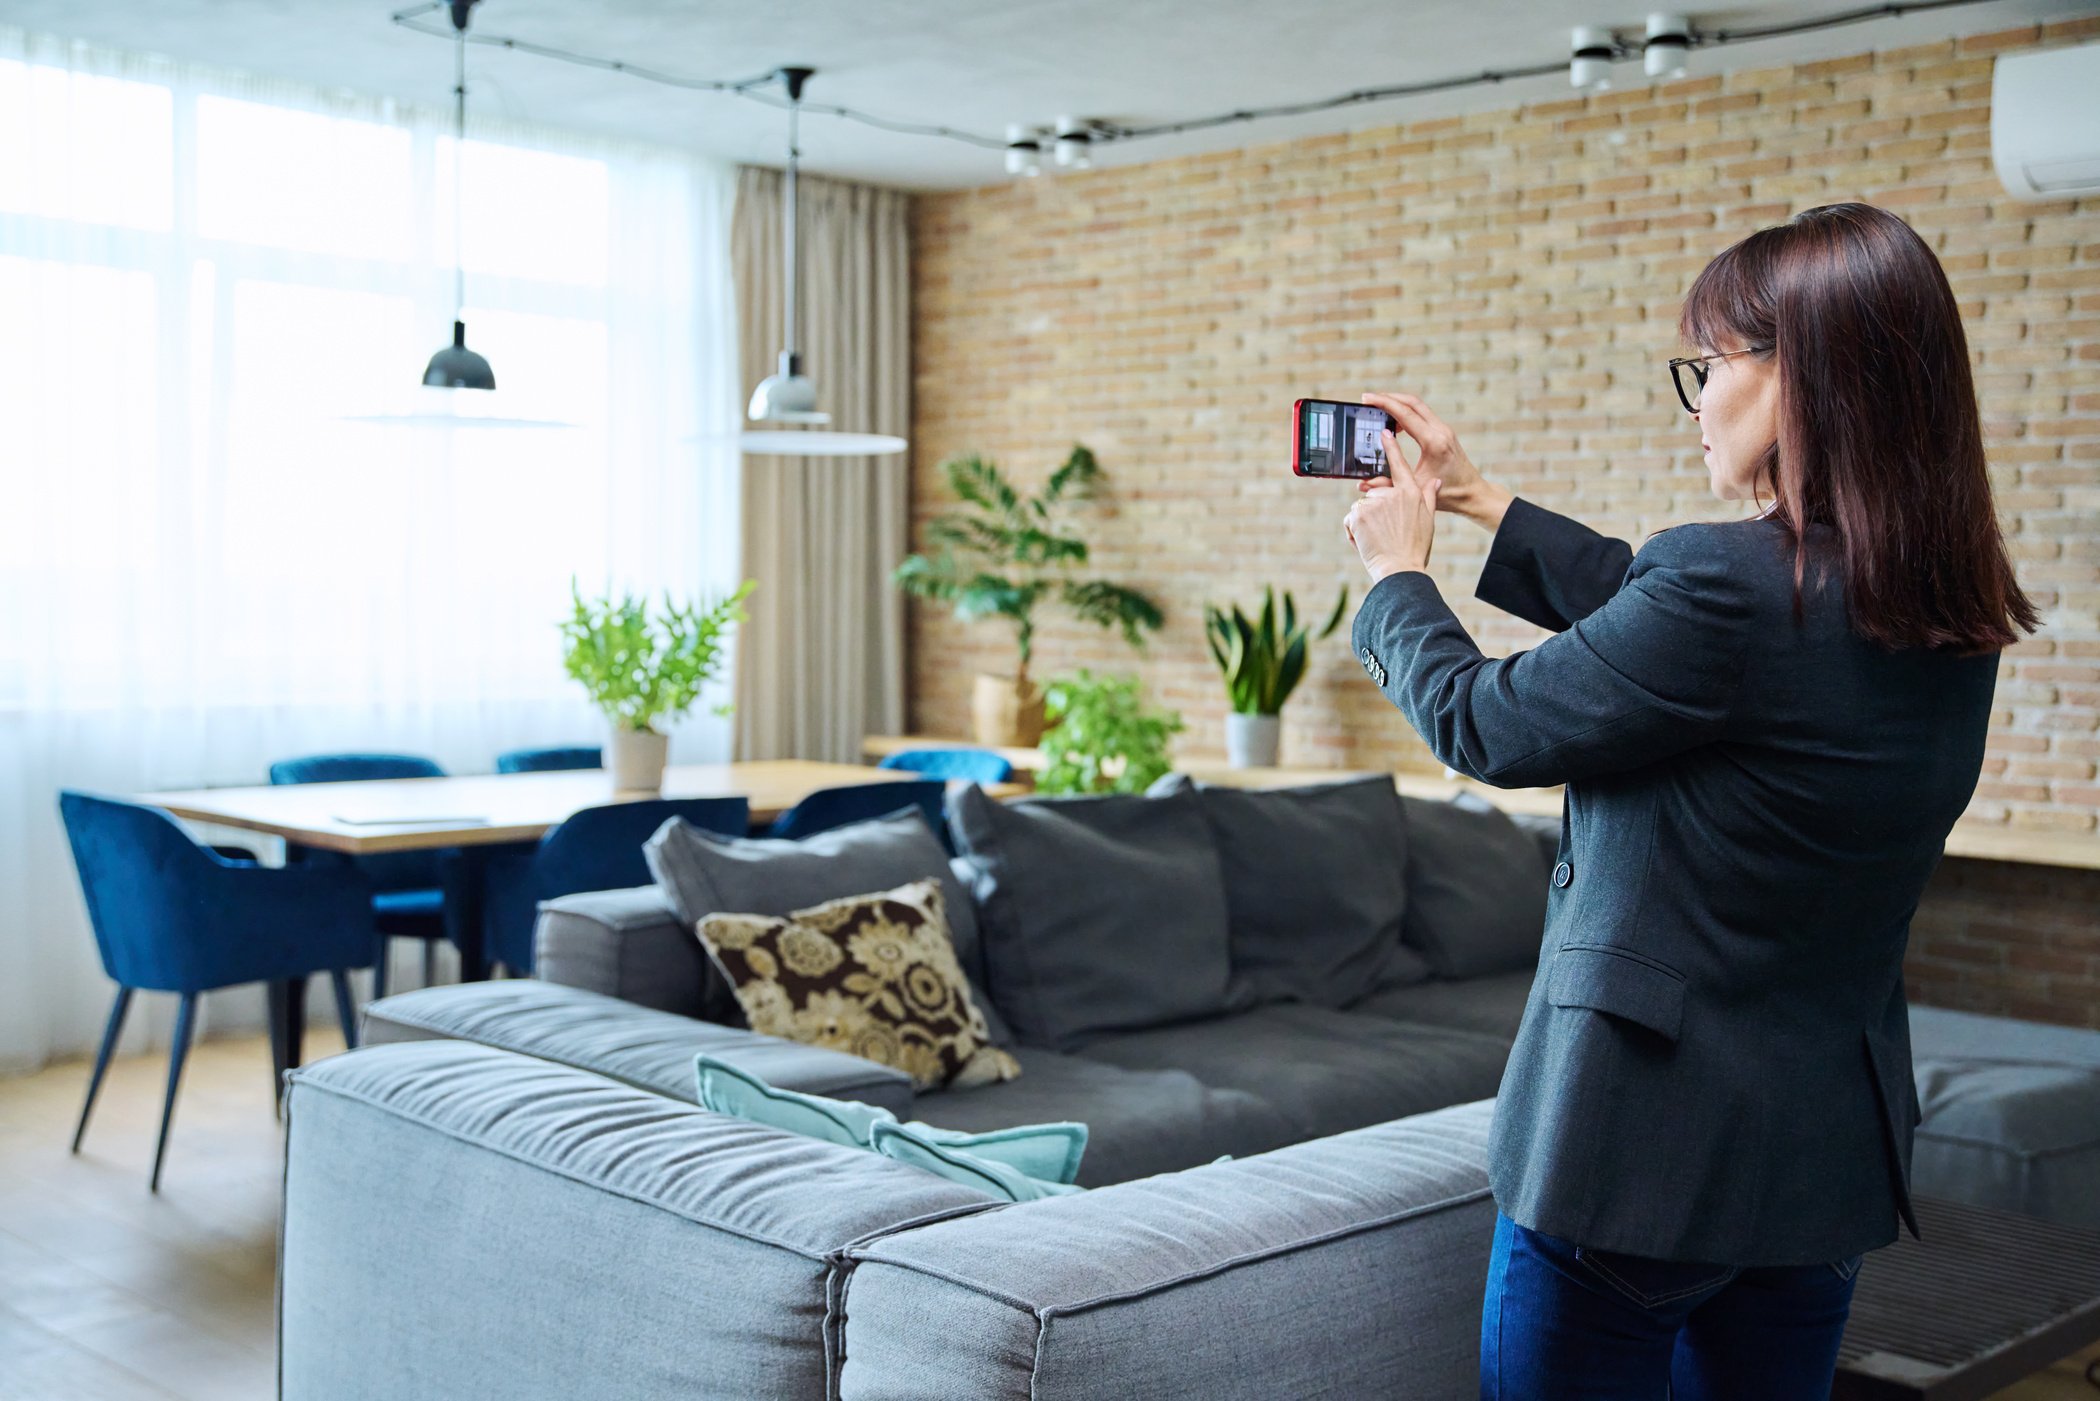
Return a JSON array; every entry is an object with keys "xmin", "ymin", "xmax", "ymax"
[{"xmin": 3, "ymin": 0, "xmax": 2094, "ymax": 190}]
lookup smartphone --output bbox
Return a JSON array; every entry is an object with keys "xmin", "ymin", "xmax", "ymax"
[{"xmin": 1292, "ymin": 399, "xmax": 1397, "ymax": 479}]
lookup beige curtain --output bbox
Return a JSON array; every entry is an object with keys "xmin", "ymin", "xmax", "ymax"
[{"xmin": 731, "ymin": 165, "xmax": 910, "ymax": 762}]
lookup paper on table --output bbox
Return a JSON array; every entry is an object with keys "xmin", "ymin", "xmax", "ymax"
[{"xmin": 330, "ymin": 814, "xmax": 491, "ymax": 827}]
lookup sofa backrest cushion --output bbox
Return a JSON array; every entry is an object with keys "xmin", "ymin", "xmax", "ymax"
[
  {"xmin": 1398, "ymin": 792, "xmax": 1548, "ymax": 979},
  {"xmin": 1163, "ymin": 773, "xmax": 1434, "ymax": 1009},
  {"xmin": 644, "ymin": 808, "xmax": 1016, "ymax": 1048},
  {"xmin": 837, "ymin": 1097, "xmax": 1497, "ymax": 1400},
  {"xmin": 281, "ymin": 1041, "xmax": 1001, "ymax": 1401},
  {"xmin": 948, "ymin": 784, "xmax": 1233, "ymax": 1052}
]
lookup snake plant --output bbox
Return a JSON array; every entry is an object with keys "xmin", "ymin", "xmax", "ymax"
[{"xmin": 1204, "ymin": 584, "xmax": 1349, "ymax": 717}]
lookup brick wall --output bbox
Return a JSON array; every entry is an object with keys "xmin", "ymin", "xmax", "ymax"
[{"xmin": 907, "ymin": 19, "xmax": 2100, "ymax": 1027}]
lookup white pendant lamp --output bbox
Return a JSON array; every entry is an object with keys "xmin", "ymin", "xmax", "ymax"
[{"xmin": 739, "ymin": 67, "xmax": 906, "ymax": 458}]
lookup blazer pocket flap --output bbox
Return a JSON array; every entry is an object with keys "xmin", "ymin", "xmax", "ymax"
[{"xmin": 1546, "ymin": 945, "xmax": 1686, "ymax": 1043}]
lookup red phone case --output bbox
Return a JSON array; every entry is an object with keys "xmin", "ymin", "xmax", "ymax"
[{"xmin": 1292, "ymin": 399, "xmax": 1394, "ymax": 479}]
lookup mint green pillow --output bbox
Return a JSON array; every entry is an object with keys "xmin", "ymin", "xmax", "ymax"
[
  {"xmin": 695, "ymin": 1055, "xmax": 893, "ymax": 1150},
  {"xmin": 868, "ymin": 1119, "xmax": 1087, "ymax": 1203},
  {"xmin": 694, "ymin": 1054, "xmax": 1090, "ymax": 1188}
]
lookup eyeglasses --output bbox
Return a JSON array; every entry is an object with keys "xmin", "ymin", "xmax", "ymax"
[{"xmin": 1666, "ymin": 347, "xmax": 1763, "ymax": 415}]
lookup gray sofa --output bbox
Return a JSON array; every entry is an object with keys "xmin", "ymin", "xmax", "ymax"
[{"xmin": 278, "ymin": 783, "xmax": 2100, "ymax": 1399}]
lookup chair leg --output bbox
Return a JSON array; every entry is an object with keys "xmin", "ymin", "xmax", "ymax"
[
  {"xmin": 330, "ymin": 971, "xmax": 359, "ymax": 1051},
  {"xmin": 266, "ymin": 980, "xmax": 287, "ymax": 1120},
  {"xmin": 371, "ymin": 936, "xmax": 390, "ymax": 1002},
  {"xmin": 150, "ymin": 994, "xmax": 198, "ymax": 1193},
  {"xmin": 282, "ymin": 975, "xmax": 307, "ymax": 1073},
  {"xmin": 72, "ymin": 987, "xmax": 135, "ymax": 1154}
]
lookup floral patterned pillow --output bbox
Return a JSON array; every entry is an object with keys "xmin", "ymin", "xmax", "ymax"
[{"xmin": 694, "ymin": 878, "xmax": 1023, "ymax": 1093}]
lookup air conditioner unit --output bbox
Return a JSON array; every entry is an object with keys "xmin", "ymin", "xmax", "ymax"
[{"xmin": 1991, "ymin": 41, "xmax": 2100, "ymax": 201}]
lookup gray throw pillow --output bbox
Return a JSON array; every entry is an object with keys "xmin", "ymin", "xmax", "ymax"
[
  {"xmin": 1397, "ymin": 792, "xmax": 1549, "ymax": 979},
  {"xmin": 947, "ymin": 783, "xmax": 1233, "ymax": 1053},
  {"xmin": 644, "ymin": 807, "xmax": 1016, "ymax": 1049},
  {"xmin": 1165, "ymin": 774, "xmax": 1433, "ymax": 1009}
]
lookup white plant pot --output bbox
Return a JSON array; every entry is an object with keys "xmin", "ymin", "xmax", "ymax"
[
  {"xmin": 1226, "ymin": 712, "xmax": 1282, "ymax": 769},
  {"xmin": 608, "ymin": 726, "xmax": 669, "ymax": 793}
]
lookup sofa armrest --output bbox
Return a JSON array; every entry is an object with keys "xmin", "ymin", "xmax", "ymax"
[
  {"xmin": 534, "ymin": 883, "xmax": 744, "ymax": 1023},
  {"xmin": 838, "ymin": 1097, "xmax": 1496, "ymax": 1400},
  {"xmin": 364, "ymin": 979, "xmax": 916, "ymax": 1117},
  {"xmin": 282, "ymin": 1041, "xmax": 998, "ymax": 1401}
]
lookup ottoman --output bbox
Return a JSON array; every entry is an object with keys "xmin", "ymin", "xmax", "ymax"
[{"xmin": 1907, "ymin": 1004, "xmax": 2100, "ymax": 1229}]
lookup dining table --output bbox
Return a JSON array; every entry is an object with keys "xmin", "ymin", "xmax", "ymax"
[{"xmin": 141, "ymin": 760, "xmax": 1027, "ymax": 1063}]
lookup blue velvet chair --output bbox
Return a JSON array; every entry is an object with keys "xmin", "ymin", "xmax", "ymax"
[
  {"xmin": 765, "ymin": 780, "xmax": 950, "ymax": 852},
  {"xmin": 58, "ymin": 791, "xmax": 375, "ymax": 1191},
  {"xmin": 475, "ymin": 797, "xmax": 750, "ymax": 976},
  {"xmin": 495, "ymin": 746, "xmax": 602, "ymax": 774},
  {"xmin": 268, "ymin": 753, "xmax": 450, "ymax": 999},
  {"xmin": 876, "ymin": 747, "xmax": 1016, "ymax": 784}
]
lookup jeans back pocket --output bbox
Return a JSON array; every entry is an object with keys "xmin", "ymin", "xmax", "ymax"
[{"xmin": 1572, "ymin": 1242, "xmax": 1740, "ymax": 1310}]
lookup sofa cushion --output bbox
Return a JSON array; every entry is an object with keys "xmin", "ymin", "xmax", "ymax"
[
  {"xmin": 282, "ymin": 1041, "xmax": 1000, "ymax": 1401},
  {"xmin": 1347, "ymin": 968, "xmax": 1536, "ymax": 1043},
  {"xmin": 1907, "ymin": 1005, "xmax": 2100, "ymax": 1229},
  {"xmin": 1073, "ymin": 1004, "xmax": 1512, "ymax": 1141},
  {"xmin": 838, "ymin": 1098, "xmax": 1497, "ymax": 1401},
  {"xmin": 947, "ymin": 783, "xmax": 1233, "ymax": 1052},
  {"xmin": 1173, "ymin": 773, "xmax": 1434, "ymax": 1010},
  {"xmin": 1397, "ymin": 793, "xmax": 1547, "ymax": 979},
  {"xmin": 362, "ymin": 980, "xmax": 916, "ymax": 1118},
  {"xmin": 908, "ymin": 1046, "xmax": 1295, "ymax": 1187},
  {"xmin": 696, "ymin": 878, "xmax": 1020, "ymax": 1093},
  {"xmin": 644, "ymin": 808, "xmax": 1016, "ymax": 1048}
]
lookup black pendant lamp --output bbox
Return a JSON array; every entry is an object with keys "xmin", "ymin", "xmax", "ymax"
[{"xmin": 422, "ymin": 0, "xmax": 494, "ymax": 391}]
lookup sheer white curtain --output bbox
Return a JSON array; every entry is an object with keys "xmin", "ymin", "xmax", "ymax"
[{"xmin": 0, "ymin": 28, "xmax": 743, "ymax": 1073}]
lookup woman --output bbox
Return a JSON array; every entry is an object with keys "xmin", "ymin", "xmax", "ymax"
[{"xmin": 1342, "ymin": 202, "xmax": 2039, "ymax": 1398}]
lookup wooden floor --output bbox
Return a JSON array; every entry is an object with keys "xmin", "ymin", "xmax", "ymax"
[{"xmin": 2, "ymin": 1032, "xmax": 2097, "ymax": 1400}]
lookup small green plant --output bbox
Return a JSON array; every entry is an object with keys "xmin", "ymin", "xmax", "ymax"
[
  {"xmin": 560, "ymin": 577, "xmax": 755, "ymax": 733},
  {"xmin": 892, "ymin": 446, "xmax": 1163, "ymax": 689},
  {"xmin": 1035, "ymin": 670, "xmax": 1184, "ymax": 796},
  {"xmin": 1204, "ymin": 584, "xmax": 1349, "ymax": 716}
]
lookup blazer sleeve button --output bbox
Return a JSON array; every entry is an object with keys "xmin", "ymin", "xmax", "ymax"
[{"xmin": 1553, "ymin": 861, "xmax": 1572, "ymax": 888}]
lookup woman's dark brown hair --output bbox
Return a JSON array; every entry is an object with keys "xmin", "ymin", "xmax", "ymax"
[{"xmin": 1677, "ymin": 201, "xmax": 2039, "ymax": 655}]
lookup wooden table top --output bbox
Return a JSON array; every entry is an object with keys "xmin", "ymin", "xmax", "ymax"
[
  {"xmin": 865, "ymin": 734, "xmax": 2100, "ymax": 872},
  {"xmin": 146, "ymin": 761, "xmax": 1024, "ymax": 855}
]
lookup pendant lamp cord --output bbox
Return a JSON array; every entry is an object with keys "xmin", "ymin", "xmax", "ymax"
[
  {"xmin": 452, "ymin": 6, "xmax": 468, "ymax": 328},
  {"xmin": 783, "ymin": 78, "xmax": 800, "ymax": 366}
]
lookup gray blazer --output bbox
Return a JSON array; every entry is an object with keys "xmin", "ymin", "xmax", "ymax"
[{"xmin": 1351, "ymin": 495, "xmax": 1999, "ymax": 1266}]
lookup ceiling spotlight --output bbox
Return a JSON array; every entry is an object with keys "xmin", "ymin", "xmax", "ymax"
[
  {"xmin": 1644, "ymin": 14, "xmax": 1691, "ymax": 80},
  {"xmin": 1571, "ymin": 26, "xmax": 1618, "ymax": 91},
  {"xmin": 1053, "ymin": 116, "xmax": 1094, "ymax": 170},
  {"xmin": 1005, "ymin": 123, "xmax": 1043, "ymax": 178}
]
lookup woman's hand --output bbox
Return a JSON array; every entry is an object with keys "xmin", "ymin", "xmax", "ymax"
[
  {"xmin": 1343, "ymin": 453, "xmax": 1441, "ymax": 585},
  {"xmin": 1360, "ymin": 388, "xmax": 1511, "ymax": 531}
]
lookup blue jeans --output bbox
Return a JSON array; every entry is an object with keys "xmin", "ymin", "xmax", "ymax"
[{"xmin": 1481, "ymin": 1209, "xmax": 1862, "ymax": 1399}]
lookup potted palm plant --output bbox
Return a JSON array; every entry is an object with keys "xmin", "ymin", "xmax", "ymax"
[
  {"xmin": 1204, "ymin": 584, "xmax": 1348, "ymax": 768},
  {"xmin": 893, "ymin": 445, "xmax": 1163, "ymax": 746},
  {"xmin": 560, "ymin": 577, "xmax": 755, "ymax": 792}
]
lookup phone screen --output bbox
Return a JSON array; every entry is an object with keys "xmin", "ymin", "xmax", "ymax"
[{"xmin": 1296, "ymin": 400, "xmax": 1395, "ymax": 478}]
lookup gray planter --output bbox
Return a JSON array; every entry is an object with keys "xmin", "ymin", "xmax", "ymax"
[{"xmin": 1226, "ymin": 712, "xmax": 1282, "ymax": 769}]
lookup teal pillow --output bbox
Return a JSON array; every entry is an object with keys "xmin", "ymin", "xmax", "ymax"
[
  {"xmin": 694, "ymin": 1054, "xmax": 1090, "ymax": 1188},
  {"xmin": 695, "ymin": 1055, "xmax": 892, "ymax": 1150},
  {"xmin": 869, "ymin": 1119, "xmax": 1086, "ymax": 1203}
]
